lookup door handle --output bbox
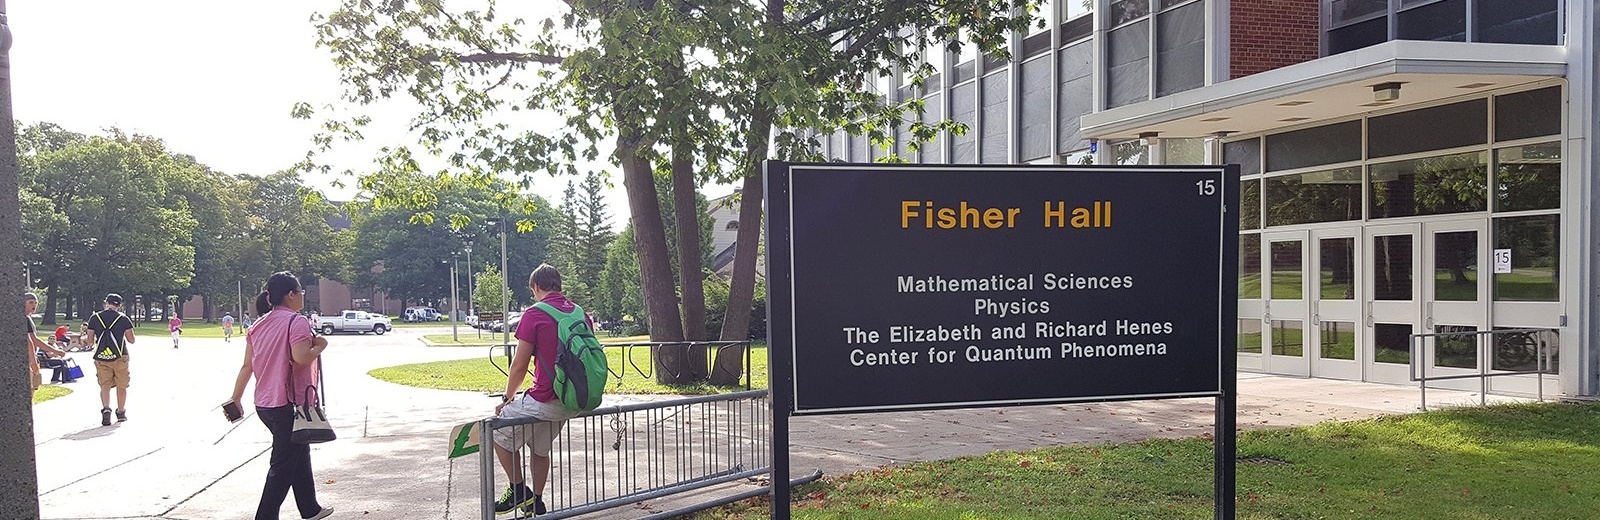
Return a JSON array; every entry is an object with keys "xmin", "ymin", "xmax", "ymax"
[{"xmin": 1364, "ymin": 301, "xmax": 1374, "ymax": 327}]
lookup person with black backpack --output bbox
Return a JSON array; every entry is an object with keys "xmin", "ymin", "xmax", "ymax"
[
  {"xmin": 490, "ymin": 264, "xmax": 608, "ymax": 516},
  {"xmin": 85, "ymin": 293, "xmax": 136, "ymax": 426}
]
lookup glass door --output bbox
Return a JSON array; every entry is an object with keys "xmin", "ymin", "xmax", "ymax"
[
  {"xmin": 1263, "ymin": 231, "xmax": 1310, "ymax": 377},
  {"xmin": 1365, "ymin": 223, "xmax": 1422, "ymax": 384},
  {"xmin": 1422, "ymin": 219, "xmax": 1490, "ymax": 391},
  {"xmin": 1310, "ymin": 229, "xmax": 1362, "ymax": 381},
  {"xmin": 1237, "ymin": 233, "xmax": 1265, "ymax": 371}
]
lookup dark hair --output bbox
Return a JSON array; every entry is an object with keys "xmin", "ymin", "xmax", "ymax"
[
  {"xmin": 530, "ymin": 263, "xmax": 562, "ymax": 292},
  {"xmin": 255, "ymin": 271, "xmax": 301, "ymax": 315}
]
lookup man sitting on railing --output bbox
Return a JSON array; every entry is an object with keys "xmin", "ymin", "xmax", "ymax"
[{"xmin": 490, "ymin": 264, "xmax": 593, "ymax": 516}]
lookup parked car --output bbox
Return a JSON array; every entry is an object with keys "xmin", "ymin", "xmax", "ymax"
[
  {"xmin": 491, "ymin": 315, "xmax": 522, "ymax": 333},
  {"xmin": 317, "ymin": 310, "xmax": 393, "ymax": 335},
  {"xmin": 403, "ymin": 306, "xmax": 443, "ymax": 322}
]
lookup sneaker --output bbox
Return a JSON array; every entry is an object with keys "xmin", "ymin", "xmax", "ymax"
[
  {"xmin": 115, "ymin": 410, "xmax": 127, "ymax": 422},
  {"xmin": 101, "ymin": 407, "xmax": 112, "ymax": 426},
  {"xmin": 493, "ymin": 484, "xmax": 536, "ymax": 515},
  {"xmin": 525, "ymin": 495, "xmax": 547, "ymax": 515},
  {"xmin": 304, "ymin": 507, "xmax": 334, "ymax": 520}
]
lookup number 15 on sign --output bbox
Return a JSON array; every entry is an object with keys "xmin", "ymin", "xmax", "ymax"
[
  {"xmin": 1197, "ymin": 179, "xmax": 1215, "ymax": 195},
  {"xmin": 1494, "ymin": 249, "xmax": 1513, "ymax": 274}
]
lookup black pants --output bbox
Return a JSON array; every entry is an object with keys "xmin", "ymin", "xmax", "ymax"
[{"xmin": 256, "ymin": 405, "xmax": 322, "ymax": 520}]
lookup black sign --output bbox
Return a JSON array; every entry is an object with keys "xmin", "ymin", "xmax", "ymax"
[
  {"xmin": 476, "ymin": 311, "xmax": 504, "ymax": 322},
  {"xmin": 767, "ymin": 163, "xmax": 1238, "ymax": 415}
]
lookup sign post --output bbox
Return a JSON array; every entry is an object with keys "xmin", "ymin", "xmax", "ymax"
[{"xmin": 766, "ymin": 162, "xmax": 1239, "ymax": 518}]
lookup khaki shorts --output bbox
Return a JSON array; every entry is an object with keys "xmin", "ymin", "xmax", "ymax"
[
  {"xmin": 95, "ymin": 358, "xmax": 130, "ymax": 389},
  {"xmin": 492, "ymin": 395, "xmax": 578, "ymax": 457}
]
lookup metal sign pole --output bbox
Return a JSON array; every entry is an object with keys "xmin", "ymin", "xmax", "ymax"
[
  {"xmin": 765, "ymin": 162, "xmax": 793, "ymax": 520},
  {"xmin": 1216, "ymin": 168, "xmax": 1239, "ymax": 520}
]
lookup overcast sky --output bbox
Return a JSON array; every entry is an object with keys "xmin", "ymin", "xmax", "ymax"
[{"xmin": 7, "ymin": 1, "xmax": 719, "ymax": 230}]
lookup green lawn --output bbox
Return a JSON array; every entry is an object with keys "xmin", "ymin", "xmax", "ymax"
[
  {"xmin": 33, "ymin": 385, "xmax": 70, "ymax": 404},
  {"xmin": 696, "ymin": 403, "xmax": 1600, "ymax": 519},
  {"xmin": 369, "ymin": 344, "xmax": 769, "ymax": 395}
]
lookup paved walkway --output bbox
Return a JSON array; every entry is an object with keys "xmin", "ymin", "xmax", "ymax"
[{"xmin": 29, "ymin": 328, "xmax": 1532, "ymax": 519}]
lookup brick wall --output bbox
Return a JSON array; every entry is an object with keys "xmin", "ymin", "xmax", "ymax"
[{"xmin": 1230, "ymin": 0, "xmax": 1321, "ymax": 79}]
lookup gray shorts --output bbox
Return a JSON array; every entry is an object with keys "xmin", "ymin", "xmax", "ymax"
[{"xmin": 492, "ymin": 395, "xmax": 579, "ymax": 457}]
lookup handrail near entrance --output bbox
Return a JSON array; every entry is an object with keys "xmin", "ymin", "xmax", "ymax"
[
  {"xmin": 494, "ymin": 341, "xmax": 757, "ymax": 390},
  {"xmin": 478, "ymin": 390, "xmax": 823, "ymax": 520},
  {"xmin": 1409, "ymin": 327, "xmax": 1557, "ymax": 411}
]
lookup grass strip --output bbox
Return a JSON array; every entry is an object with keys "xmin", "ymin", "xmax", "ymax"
[
  {"xmin": 33, "ymin": 385, "xmax": 71, "ymax": 404},
  {"xmin": 369, "ymin": 344, "xmax": 769, "ymax": 395},
  {"xmin": 695, "ymin": 403, "xmax": 1600, "ymax": 520}
]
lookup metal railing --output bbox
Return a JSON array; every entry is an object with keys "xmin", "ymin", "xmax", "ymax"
[
  {"xmin": 496, "ymin": 341, "xmax": 757, "ymax": 391},
  {"xmin": 479, "ymin": 390, "xmax": 809, "ymax": 519},
  {"xmin": 1410, "ymin": 327, "xmax": 1558, "ymax": 411}
]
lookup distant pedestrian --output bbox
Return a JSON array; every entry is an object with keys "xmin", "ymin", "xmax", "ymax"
[
  {"xmin": 169, "ymin": 315, "xmax": 183, "ymax": 349},
  {"xmin": 86, "ymin": 293, "xmax": 136, "ymax": 426},
  {"xmin": 242, "ymin": 313, "xmax": 254, "ymax": 329},
  {"xmin": 221, "ymin": 312, "xmax": 235, "ymax": 342},
  {"xmin": 24, "ymin": 293, "xmax": 67, "ymax": 394},
  {"xmin": 227, "ymin": 272, "xmax": 334, "ymax": 520}
]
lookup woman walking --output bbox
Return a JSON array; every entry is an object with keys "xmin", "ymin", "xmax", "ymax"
[{"xmin": 226, "ymin": 272, "xmax": 334, "ymax": 520}]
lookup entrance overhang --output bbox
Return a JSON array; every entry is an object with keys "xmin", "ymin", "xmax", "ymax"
[{"xmin": 1081, "ymin": 40, "xmax": 1567, "ymax": 140}]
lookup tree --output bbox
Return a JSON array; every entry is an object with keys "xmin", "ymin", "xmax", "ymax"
[
  {"xmin": 20, "ymin": 129, "xmax": 199, "ymax": 322},
  {"xmin": 349, "ymin": 174, "xmax": 555, "ymax": 307},
  {"xmin": 307, "ymin": 0, "xmax": 1037, "ymax": 384},
  {"xmin": 596, "ymin": 226, "xmax": 642, "ymax": 330},
  {"xmin": 473, "ymin": 264, "xmax": 513, "ymax": 318}
]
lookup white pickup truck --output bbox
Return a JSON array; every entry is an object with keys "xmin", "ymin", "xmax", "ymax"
[{"xmin": 316, "ymin": 310, "xmax": 393, "ymax": 335}]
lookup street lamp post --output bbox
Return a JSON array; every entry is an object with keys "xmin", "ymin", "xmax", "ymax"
[
  {"xmin": 464, "ymin": 243, "xmax": 473, "ymax": 316},
  {"xmin": 236, "ymin": 279, "xmax": 243, "ymax": 319},
  {"xmin": 445, "ymin": 257, "xmax": 459, "ymax": 342},
  {"xmin": 486, "ymin": 217, "xmax": 509, "ymax": 349}
]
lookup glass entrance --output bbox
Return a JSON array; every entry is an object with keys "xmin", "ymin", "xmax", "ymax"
[
  {"xmin": 1264, "ymin": 231, "xmax": 1310, "ymax": 376},
  {"xmin": 1310, "ymin": 229, "xmax": 1361, "ymax": 381},
  {"xmin": 1365, "ymin": 224, "xmax": 1421, "ymax": 384},
  {"xmin": 1421, "ymin": 220, "xmax": 1490, "ymax": 391}
]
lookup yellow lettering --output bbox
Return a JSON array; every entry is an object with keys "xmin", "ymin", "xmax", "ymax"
[
  {"xmin": 1043, "ymin": 201, "xmax": 1066, "ymax": 227},
  {"xmin": 901, "ymin": 200, "xmax": 918, "ymax": 228},
  {"xmin": 1071, "ymin": 207, "xmax": 1091, "ymax": 228}
]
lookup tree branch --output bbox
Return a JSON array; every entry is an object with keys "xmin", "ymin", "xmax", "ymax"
[{"xmin": 448, "ymin": 52, "xmax": 565, "ymax": 65}]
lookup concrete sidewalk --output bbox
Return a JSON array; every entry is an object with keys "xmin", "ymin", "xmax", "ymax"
[{"xmin": 30, "ymin": 333, "xmax": 1531, "ymax": 520}]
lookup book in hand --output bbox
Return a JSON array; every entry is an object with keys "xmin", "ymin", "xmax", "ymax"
[{"xmin": 222, "ymin": 400, "xmax": 245, "ymax": 423}]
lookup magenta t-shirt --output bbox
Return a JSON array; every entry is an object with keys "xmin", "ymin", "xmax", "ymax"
[
  {"xmin": 515, "ymin": 292, "xmax": 592, "ymax": 403},
  {"xmin": 169, "ymin": 317, "xmax": 182, "ymax": 333},
  {"xmin": 248, "ymin": 308, "xmax": 320, "ymax": 408}
]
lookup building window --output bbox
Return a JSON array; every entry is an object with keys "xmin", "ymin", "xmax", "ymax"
[
  {"xmin": 1493, "ymin": 215, "xmax": 1558, "ymax": 302},
  {"xmin": 1265, "ymin": 168, "xmax": 1363, "ymax": 226},
  {"xmin": 981, "ymin": 71, "xmax": 1010, "ymax": 163},
  {"xmin": 1019, "ymin": 56, "xmax": 1053, "ymax": 162},
  {"xmin": 1060, "ymin": 0, "xmax": 1094, "ymax": 43},
  {"xmin": 1240, "ymin": 178, "xmax": 1261, "ymax": 230},
  {"xmin": 1162, "ymin": 137, "xmax": 1207, "ymax": 164},
  {"xmin": 1494, "ymin": 86, "xmax": 1561, "ymax": 142},
  {"xmin": 1112, "ymin": 140, "xmax": 1149, "ymax": 165},
  {"xmin": 1324, "ymin": 0, "xmax": 1560, "ymax": 55},
  {"xmin": 1239, "ymin": 234, "xmax": 1262, "ymax": 299},
  {"xmin": 1265, "ymin": 120, "xmax": 1361, "ymax": 172},
  {"xmin": 1057, "ymin": 41, "xmax": 1094, "ymax": 153},
  {"xmin": 1155, "ymin": 1, "xmax": 1205, "ymax": 96},
  {"xmin": 1493, "ymin": 142, "xmax": 1560, "ymax": 212},
  {"xmin": 1368, "ymin": 98, "xmax": 1486, "ymax": 159},
  {"xmin": 1370, "ymin": 151, "xmax": 1488, "ymax": 219},
  {"xmin": 1105, "ymin": 0, "xmax": 1205, "ymax": 108},
  {"xmin": 951, "ymin": 83, "xmax": 977, "ymax": 163}
]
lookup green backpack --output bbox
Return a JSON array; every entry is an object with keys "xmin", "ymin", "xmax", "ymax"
[{"xmin": 532, "ymin": 302, "xmax": 608, "ymax": 411}]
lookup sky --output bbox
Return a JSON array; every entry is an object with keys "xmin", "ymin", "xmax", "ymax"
[{"xmin": 7, "ymin": 1, "xmax": 709, "ymax": 230}]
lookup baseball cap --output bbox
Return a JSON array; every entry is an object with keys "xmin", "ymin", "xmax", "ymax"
[
  {"xmin": 105, "ymin": 293, "xmax": 124, "ymax": 305},
  {"xmin": 23, "ymin": 292, "xmax": 37, "ymax": 302}
]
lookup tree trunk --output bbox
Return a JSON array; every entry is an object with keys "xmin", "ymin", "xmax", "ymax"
[
  {"xmin": 43, "ymin": 283, "xmax": 58, "ymax": 325},
  {"xmin": 672, "ymin": 143, "xmax": 711, "ymax": 380},
  {"xmin": 711, "ymin": 100, "xmax": 774, "ymax": 386},
  {"xmin": 618, "ymin": 136, "xmax": 692, "ymax": 384},
  {"xmin": 672, "ymin": 145, "xmax": 708, "ymax": 341}
]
